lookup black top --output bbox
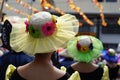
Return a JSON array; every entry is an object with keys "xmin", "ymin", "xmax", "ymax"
[
  {"xmin": 0, "ymin": 52, "xmax": 34, "ymax": 80},
  {"xmin": 107, "ymin": 64, "xmax": 119, "ymax": 80},
  {"xmin": 10, "ymin": 69, "xmax": 70, "ymax": 80},
  {"xmin": 67, "ymin": 66, "xmax": 103, "ymax": 80}
]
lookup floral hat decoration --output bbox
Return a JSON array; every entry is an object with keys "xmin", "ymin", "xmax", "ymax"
[
  {"xmin": 67, "ymin": 35, "xmax": 103, "ymax": 63},
  {"xmin": 10, "ymin": 11, "xmax": 79, "ymax": 55},
  {"xmin": 102, "ymin": 48, "xmax": 118, "ymax": 63}
]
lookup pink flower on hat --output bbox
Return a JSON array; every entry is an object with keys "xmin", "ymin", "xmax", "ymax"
[
  {"xmin": 42, "ymin": 21, "xmax": 56, "ymax": 36},
  {"xmin": 25, "ymin": 20, "xmax": 29, "ymax": 32}
]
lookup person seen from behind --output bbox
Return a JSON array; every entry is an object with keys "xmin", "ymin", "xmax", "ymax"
[
  {"xmin": 66, "ymin": 35, "xmax": 110, "ymax": 80},
  {"xmin": 102, "ymin": 48, "xmax": 120, "ymax": 80},
  {"xmin": 6, "ymin": 11, "xmax": 79, "ymax": 80}
]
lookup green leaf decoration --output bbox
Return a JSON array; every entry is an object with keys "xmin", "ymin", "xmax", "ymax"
[{"xmin": 28, "ymin": 25, "xmax": 40, "ymax": 38}]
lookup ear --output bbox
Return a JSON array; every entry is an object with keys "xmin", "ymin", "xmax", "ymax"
[{"xmin": 1, "ymin": 20, "xmax": 12, "ymax": 50}]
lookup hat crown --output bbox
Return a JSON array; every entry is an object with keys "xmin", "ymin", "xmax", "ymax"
[
  {"xmin": 78, "ymin": 37, "xmax": 92, "ymax": 46},
  {"xmin": 30, "ymin": 12, "xmax": 52, "ymax": 29},
  {"xmin": 76, "ymin": 36, "xmax": 93, "ymax": 53},
  {"xmin": 108, "ymin": 48, "xmax": 116, "ymax": 56},
  {"xmin": 108, "ymin": 48, "xmax": 115, "ymax": 53},
  {"xmin": 28, "ymin": 12, "xmax": 56, "ymax": 38}
]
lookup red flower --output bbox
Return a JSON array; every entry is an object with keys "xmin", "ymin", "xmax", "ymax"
[{"xmin": 42, "ymin": 21, "xmax": 56, "ymax": 36}]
